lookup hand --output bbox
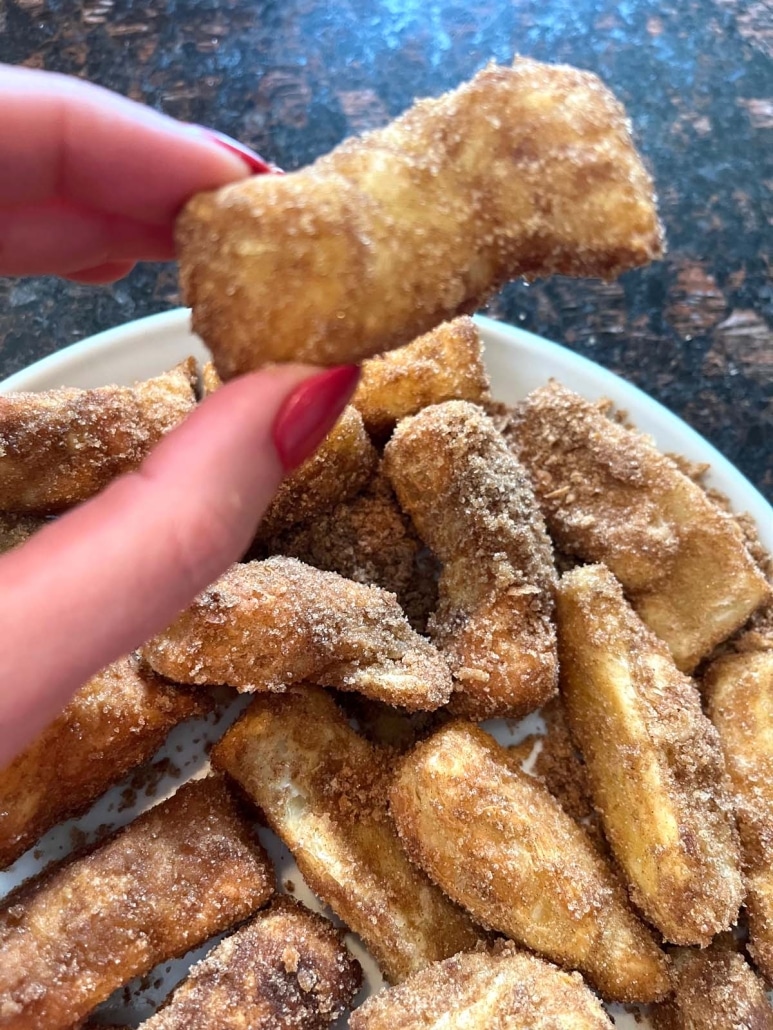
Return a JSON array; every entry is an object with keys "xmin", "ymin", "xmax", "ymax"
[{"xmin": 0, "ymin": 67, "xmax": 360, "ymax": 766}]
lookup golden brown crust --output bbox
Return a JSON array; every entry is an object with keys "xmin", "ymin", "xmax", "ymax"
[
  {"xmin": 142, "ymin": 557, "xmax": 452, "ymax": 711},
  {"xmin": 704, "ymin": 650, "xmax": 773, "ymax": 981},
  {"xmin": 651, "ymin": 945, "xmax": 773, "ymax": 1030},
  {"xmin": 349, "ymin": 942, "xmax": 614, "ymax": 1030},
  {"xmin": 389, "ymin": 721, "xmax": 669, "ymax": 1002},
  {"xmin": 211, "ymin": 687, "xmax": 482, "ymax": 984},
  {"xmin": 0, "ymin": 776, "xmax": 274, "ymax": 1030},
  {"xmin": 384, "ymin": 400, "xmax": 557, "ymax": 719},
  {"xmin": 0, "ymin": 359, "xmax": 197, "ymax": 514},
  {"xmin": 352, "ymin": 317, "xmax": 490, "ymax": 440},
  {"xmin": 141, "ymin": 897, "xmax": 361, "ymax": 1030},
  {"xmin": 177, "ymin": 58, "xmax": 663, "ymax": 374},
  {"xmin": 260, "ymin": 472, "xmax": 438, "ymax": 632},
  {"xmin": 507, "ymin": 381, "xmax": 771, "ymax": 671},
  {"xmin": 0, "ymin": 654, "xmax": 207, "ymax": 870},
  {"xmin": 255, "ymin": 406, "xmax": 379, "ymax": 540},
  {"xmin": 200, "ymin": 361, "xmax": 222, "ymax": 395},
  {"xmin": 557, "ymin": 565, "xmax": 743, "ymax": 946},
  {"xmin": 0, "ymin": 512, "xmax": 46, "ymax": 554}
]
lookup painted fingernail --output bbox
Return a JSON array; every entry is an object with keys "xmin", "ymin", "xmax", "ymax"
[
  {"xmin": 272, "ymin": 366, "xmax": 361, "ymax": 472},
  {"xmin": 191, "ymin": 126, "xmax": 280, "ymax": 175}
]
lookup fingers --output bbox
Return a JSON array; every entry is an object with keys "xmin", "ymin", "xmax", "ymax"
[
  {"xmin": 0, "ymin": 365, "xmax": 359, "ymax": 767},
  {"xmin": 63, "ymin": 260, "xmax": 137, "ymax": 285},
  {"xmin": 0, "ymin": 63, "xmax": 263, "ymax": 226}
]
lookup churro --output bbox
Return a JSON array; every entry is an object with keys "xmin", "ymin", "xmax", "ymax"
[
  {"xmin": 211, "ymin": 687, "xmax": 482, "ymax": 984},
  {"xmin": 0, "ymin": 654, "xmax": 206, "ymax": 870},
  {"xmin": 177, "ymin": 58, "xmax": 662, "ymax": 374},
  {"xmin": 0, "ymin": 512, "xmax": 45, "ymax": 555},
  {"xmin": 390, "ymin": 721, "xmax": 669, "ymax": 1002},
  {"xmin": 507, "ymin": 381, "xmax": 770, "ymax": 671},
  {"xmin": 140, "ymin": 897, "xmax": 361, "ymax": 1030},
  {"xmin": 350, "ymin": 942, "xmax": 613, "ymax": 1030},
  {"xmin": 0, "ymin": 776, "xmax": 274, "ymax": 1030},
  {"xmin": 0, "ymin": 359, "xmax": 197, "ymax": 514},
  {"xmin": 142, "ymin": 557, "xmax": 452, "ymax": 711},
  {"xmin": 384, "ymin": 400, "xmax": 557, "ymax": 719}
]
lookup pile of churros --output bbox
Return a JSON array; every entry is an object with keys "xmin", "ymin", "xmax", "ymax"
[{"xmin": 1, "ymin": 55, "xmax": 772, "ymax": 1030}]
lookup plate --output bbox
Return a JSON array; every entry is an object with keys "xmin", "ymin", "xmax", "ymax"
[{"xmin": 0, "ymin": 310, "xmax": 771, "ymax": 1028}]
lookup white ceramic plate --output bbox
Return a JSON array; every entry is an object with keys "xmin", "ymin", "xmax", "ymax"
[{"xmin": 0, "ymin": 310, "xmax": 771, "ymax": 1028}]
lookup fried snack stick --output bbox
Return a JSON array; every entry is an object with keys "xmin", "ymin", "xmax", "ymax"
[
  {"xmin": 211, "ymin": 687, "xmax": 482, "ymax": 984},
  {"xmin": 704, "ymin": 650, "xmax": 773, "ymax": 980},
  {"xmin": 139, "ymin": 897, "xmax": 361, "ymax": 1030},
  {"xmin": 384, "ymin": 401, "xmax": 557, "ymax": 719},
  {"xmin": 652, "ymin": 944, "xmax": 773, "ymax": 1030},
  {"xmin": 177, "ymin": 57, "xmax": 662, "ymax": 375},
  {"xmin": 261, "ymin": 473, "xmax": 438, "ymax": 632},
  {"xmin": 0, "ymin": 654, "xmax": 206, "ymax": 870},
  {"xmin": 350, "ymin": 942, "xmax": 613, "ymax": 1030},
  {"xmin": 0, "ymin": 512, "xmax": 46, "ymax": 555},
  {"xmin": 390, "ymin": 721, "xmax": 669, "ymax": 1003},
  {"xmin": 507, "ymin": 382, "xmax": 771, "ymax": 671},
  {"xmin": 0, "ymin": 359, "xmax": 197, "ymax": 514},
  {"xmin": 352, "ymin": 317, "xmax": 490, "ymax": 441},
  {"xmin": 0, "ymin": 776, "xmax": 274, "ymax": 1030},
  {"xmin": 558, "ymin": 565, "xmax": 743, "ymax": 946},
  {"xmin": 142, "ymin": 557, "xmax": 452, "ymax": 711}
]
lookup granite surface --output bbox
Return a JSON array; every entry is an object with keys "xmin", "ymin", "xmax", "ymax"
[{"xmin": 0, "ymin": 0, "xmax": 770, "ymax": 500}]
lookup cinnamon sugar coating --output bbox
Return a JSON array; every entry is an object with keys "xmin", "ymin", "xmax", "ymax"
[
  {"xmin": 390, "ymin": 721, "xmax": 669, "ymax": 1002},
  {"xmin": 177, "ymin": 57, "xmax": 662, "ymax": 374},
  {"xmin": 704, "ymin": 650, "xmax": 773, "ymax": 981},
  {"xmin": 507, "ymin": 381, "xmax": 770, "ymax": 671},
  {"xmin": 352, "ymin": 317, "xmax": 490, "ymax": 441},
  {"xmin": 350, "ymin": 942, "xmax": 614, "ymax": 1030},
  {"xmin": 142, "ymin": 557, "xmax": 452, "ymax": 711},
  {"xmin": 0, "ymin": 512, "xmax": 45, "ymax": 554},
  {"xmin": 652, "ymin": 944, "xmax": 773, "ymax": 1030},
  {"xmin": 558, "ymin": 565, "xmax": 743, "ymax": 946},
  {"xmin": 0, "ymin": 653, "xmax": 206, "ymax": 870},
  {"xmin": 0, "ymin": 777, "xmax": 274, "ymax": 1030},
  {"xmin": 0, "ymin": 359, "xmax": 197, "ymax": 514},
  {"xmin": 140, "ymin": 897, "xmax": 361, "ymax": 1030},
  {"xmin": 384, "ymin": 400, "xmax": 557, "ymax": 719},
  {"xmin": 211, "ymin": 687, "xmax": 481, "ymax": 984}
]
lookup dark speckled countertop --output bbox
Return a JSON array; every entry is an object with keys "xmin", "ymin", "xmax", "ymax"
[{"xmin": 0, "ymin": 0, "xmax": 770, "ymax": 500}]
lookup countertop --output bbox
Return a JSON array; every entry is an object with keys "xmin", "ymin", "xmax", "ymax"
[{"xmin": 0, "ymin": 0, "xmax": 770, "ymax": 500}]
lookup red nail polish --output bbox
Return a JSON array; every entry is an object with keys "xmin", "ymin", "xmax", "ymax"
[
  {"xmin": 272, "ymin": 366, "xmax": 360, "ymax": 472},
  {"xmin": 193, "ymin": 126, "xmax": 282, "ymax": 175}
]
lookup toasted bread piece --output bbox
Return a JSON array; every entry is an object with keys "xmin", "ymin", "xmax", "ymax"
[
  {"xmin": 558, "ymin": 564, "xmax": 743, "ymax": 945},
  {"xmin": 652, "ymin": 944, "xmax": 773, "ymax": 1030},
  {"xmin": 705, "ymin": 649, "xmax": 773, "ymax": 980},
  {"xmin": 0, "ymin": 359, "xmax": 197, "ymax": 514},
  {"xmin": 352, "ymin": 318, "xmax": 490, "ymax": 440},
  {"xmin": 211, "ymin": 687, "xmax": 482, "ymax": 984},
  {"xmin": 0, "ymin": 512, "xmax": 45, "ymax": 555},
  {"xmin": 0, "ymin": 777, "xmax": 274, "ymax": 1030},
  {"xmin": 260, "ymin": 472, "xmax": 438, "ymax": 632},
  {"xmin": 142, "ymin": 557, "xmax": 452, "ymax": 711},
  {"xmin": 507, "ymin": 382, "xmax": 771, "ymax": 671},
  {"xmin": 350, "ymin": 942, "xmax": 613, "ymax": 1030},
  {"xmin": 384, "ymin": 400, "xmax": 557, "ymax": 719},
  {"xmin": 140, "ymin": 897, "xmax": 361, "ymax": 1030},
  {"xmin": 0, "ymin": 654, "xmax": 206, "ymax": 870},
  {"xmin": 389, "ymin": 721, "xmax": 669, "ymax": 1002},
  {"xmin": 178, "ymin": 58, "xmax": 662, "ymax": 374}
]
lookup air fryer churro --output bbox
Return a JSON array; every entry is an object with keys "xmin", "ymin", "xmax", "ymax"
[
  {"xmin": 0, "ymin": 777, "xmax": 274, "ymax": 1030},
  {"xmin": 177, "ymin": 57, "xmax": 662, "ymax": 374}
]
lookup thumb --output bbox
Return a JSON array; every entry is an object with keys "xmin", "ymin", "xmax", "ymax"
[{"xmin": 0, "ymin": 363, "xmax": 359, "ymax": 766}]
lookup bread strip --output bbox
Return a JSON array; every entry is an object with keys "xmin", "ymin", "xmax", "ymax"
[
  {"xmin": 0, "ymin": 654, "xmax": 206, "ymax": 870},
  {"xmin": 0, "ymin": 776, "xmax": 274, "ymax": 1030},
  {"xmin": 140, "ymin": 897, "xmax": 361, "ymax": 1029},
  {"xmin": 177, "ymin": 58, "xmax": 662, "ymax": 373},
  {"xmin": 211, "ymin": 687, "xmax": 482, "ymax": 984}
]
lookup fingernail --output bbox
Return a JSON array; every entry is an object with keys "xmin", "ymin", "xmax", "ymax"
[
  {"xmin": 272, "ymin": 366, "xmax": 361, "ymax": 472},
  {"xmin": 191, "ymin": 126, "xmax": 282, "ymax": 175}
]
